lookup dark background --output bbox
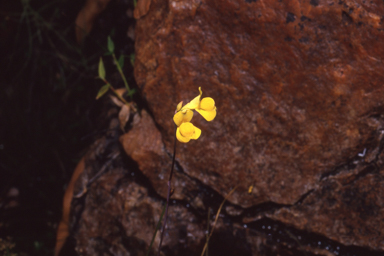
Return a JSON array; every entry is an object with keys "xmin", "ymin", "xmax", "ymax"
[{"xmin": 0, "ymin": 0, "xmax": 136, "ymax": 255}]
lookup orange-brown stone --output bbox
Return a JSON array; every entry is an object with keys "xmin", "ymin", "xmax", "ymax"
[{"xmin": 131, "ymin": 0, "xmax": 384, "ymax": 251}]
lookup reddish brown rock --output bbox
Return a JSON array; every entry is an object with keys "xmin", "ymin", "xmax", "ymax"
[
  {"xmin": 67, "ymin": 113, "xmax": 207, "ymax": 256},
  {"xmin": 74, "ymin": 168, "xmax": 205, "ymax": 256},
  {"xmin": 119, "ymin": 110, "xmax": 200, "ymax": 201},
  {"xmin": 131, "ymin": 0, "xmax": 384, "ymax": 252},
  {"xmin": 134, "ymin": 0, "xmax": 384, "ymax": 208},
  {"xmin": 61, "ymin": 0, "xmax": 384, "ymax": 255},
  {"xmin": 267, "ymin": 148, "xmax": 384, "ymax": 250}
]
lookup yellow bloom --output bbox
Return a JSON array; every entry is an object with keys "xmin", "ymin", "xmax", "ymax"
[
  {"xmin": 173, "ymin": 109, "xmax": 193, "ymax": 127},
  {"xmin": 176, "ymin": 122, "xmax": 201, "ymax": 143},
  {"xmin": 181, "ymin": 87, "xmax": 217, "ymax": 121},
  {"xmin": 196, "ymin": 97, "xmax": 216, "ymax": 121},
  {"xmin": 173, "ymin": 87, "xmax": 216, "ymax": 143}
]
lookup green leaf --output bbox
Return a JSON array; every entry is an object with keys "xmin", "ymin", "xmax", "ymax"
[
  {"xmin": 130, "ymin": 54, "xmax": 135, "ymax": 66},
  {"xmin": 118, "ymin": 55, "xmax": 124, "ymax": 69},
  {"xmin": 107, "ymin": 36, "xmax": 115, "ymax": 53},
  {"xmin": 98, "ymin": 58, "xmax": 106, "ymax": 80},
  {"xmin": 96, "ymin": 83, "xmax": 110, "ymax": 99},
  {"xmin": 128, "ymin": 88, "xmax": 137, "ymax": 97}
]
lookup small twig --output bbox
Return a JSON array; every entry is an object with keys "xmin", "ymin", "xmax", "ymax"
[
  {"xmin": 200, "ymin": 186, "xmax": 238, "ymax": 256},
  {"xmin": 157, "ymin": 125, "xmax": 177, "ymax": 256},
  {"xmin": 109, "ymin": 84, "xmax": 130, "ymax": 105},
  {"xmin": 100, "ymin": 77, "xmax": 130, "ymax": 106},
  {"xmin": 285, "ymin": 230, "xmax": 308, "ymax": 256},
  {"xmin": 206, "ymin": 208, "xmax": 211, "ymax": 256}
]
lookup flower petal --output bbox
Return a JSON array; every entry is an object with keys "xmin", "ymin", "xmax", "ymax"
[
  {"xmin": 173, "ymin": 109, "xmax": 193, "ymax": 126},
  {"xmin": 200, "ymin": 97, "xmax": 215, "ymax": 111},
  {"xmin": 176, "ymin": 127, "xmax": 191, "ymax": 143},
  {"xmin": 196, "ymin": 107, "xmax": 216, "ymax": 121},
  {"xmin": 181, "ymin": 87, "xmax": 202, "ymax": 110},
  {"xmin": 183, "ymin": 109, "xmax": 194, "ymax": 122},
  {"xmin": 173, "ymin": 111, "xmax": 184, "ymax": 126},
  {"xmin": 176, "ymin": 101, "xmax": 183, "ymax": 112},
  {"xmin": 190, "ymin": 125, "xmax": 201, "ymax": 140},
  {"xmin": 179, "ymin": 122, "xmax": 195, "ymax": 137},
  {"xmin": 176, "ymin": 122, "xmax": 201, "ymax": 143}
]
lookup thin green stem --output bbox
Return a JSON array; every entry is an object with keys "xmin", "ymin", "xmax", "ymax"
[
  {"xmin": 145, "ymin": 203, "xmax": 166, "ymax": 256},
  {"xmin": 112, "ymin": 53, "xmax": 132, "ymax": 99},
  {"xmin": 157, "ymin": 126, "xmax": 177, "ymax": 256}
]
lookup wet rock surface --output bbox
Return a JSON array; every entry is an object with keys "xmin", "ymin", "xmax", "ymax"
[
  {"xmin": 68, "ymin": 0, "xmax": 384, "ymax": 255},
  {"xmin": 134, "ymin": 0, "xmax": 384, "ymax": 208},
  {"xmin": 119, "ymin": 110, "xmax": 201, "ymax": 201},
  {"xmin": 131, "ymin": 0, "xmax": 384, "ymax": 254},
  {"xmin": 73, "ymin": 167, "xmax": 205, "ymax": 256},
  {"xmin": 69, "ymin": 109, "xmax": 384, "ymax": 256},
  {"xmin": 268, "ymin": 149, "xmax": 384, "ymax": 250},
  {"xmin": 69, "ymin": 113, "xmax": 206, "ymax": 256}
]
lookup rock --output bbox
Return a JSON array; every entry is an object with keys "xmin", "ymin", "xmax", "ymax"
[
  {"xmin": 62, "ymin": 0, "xmax": 384, "ymax": 255},
  {"xmin": 119, "ymin": 110, "xmax": 201, "ymax": 201},
  {"xmin": 131, "ymin": 0, "xmax": 384, "ymax": 253},
  {"xmin": 267, "ymin": 150, "xmax": 384, "ymax": 250},
  {"xmin": 74, "ymin": 168, "xmax": 205, "ymax": 256},
  {"xmin": 134, "ymin": 0, "xmax": 384, "ymax": 207},
  {"xmin": 68, "ymin": 113, "xmax": 206, "ymax": 256}
]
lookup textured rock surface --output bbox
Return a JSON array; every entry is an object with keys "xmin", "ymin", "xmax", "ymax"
[
  {"xmin": 268, "ymin": 148, "xmax": 384, "ymax": 250},
  {"xmin": 69, "ymin": 114, "xmax": 207, "ymax": 256},
  {"xmin": 131, "ymin": 0, "xmax": 384, "ymax": 253},
  {"xmin": 120, "ymin": 110, "xmax": 200, "ymax": 201},
  {"xmin": 134, "ymin": 0, "xmax": 384, "ymax": 207},
  {"xmin": 74, "ymin": 167, "xmax": 205, "ymax": 256},
  {"xmin": 67, "ymin": 0, "xmax": 384, "ymax": 255}
]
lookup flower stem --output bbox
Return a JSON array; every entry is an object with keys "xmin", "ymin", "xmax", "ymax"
[
  {"xmin": 157, "ymin": 126, "xmax": 177, "ymax": 256},
  {"xmin": 112, "ymin": 53, "xmax": 132, "ymax": 99}
]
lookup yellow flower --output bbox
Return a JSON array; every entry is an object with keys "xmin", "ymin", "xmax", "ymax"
[
  {"xmin": 173, "ymin": 87, "xmax": 216, "ymax": 143},
  {"xmin": 196, "ymin": 97, "xmax": 216, "ymax": 121},
  {"xmin": 173, "ymin": 109, "xmax": 193, "ymax": 127},
  {"xmin": 176, "ymin": 122, "xmax": 201, "ymax": 143},
  {"xmin": 181, "ymin": 87, "xmax": 217, "ymax": 121}
]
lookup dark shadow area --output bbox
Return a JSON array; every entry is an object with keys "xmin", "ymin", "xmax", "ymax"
[
  {"xmin": 246, "ymin": 218, "xmax": 384, "ymax": 256},
  {"xmin": 0, "ymin": 0, "xmax": 136, "ymax": 255}
]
